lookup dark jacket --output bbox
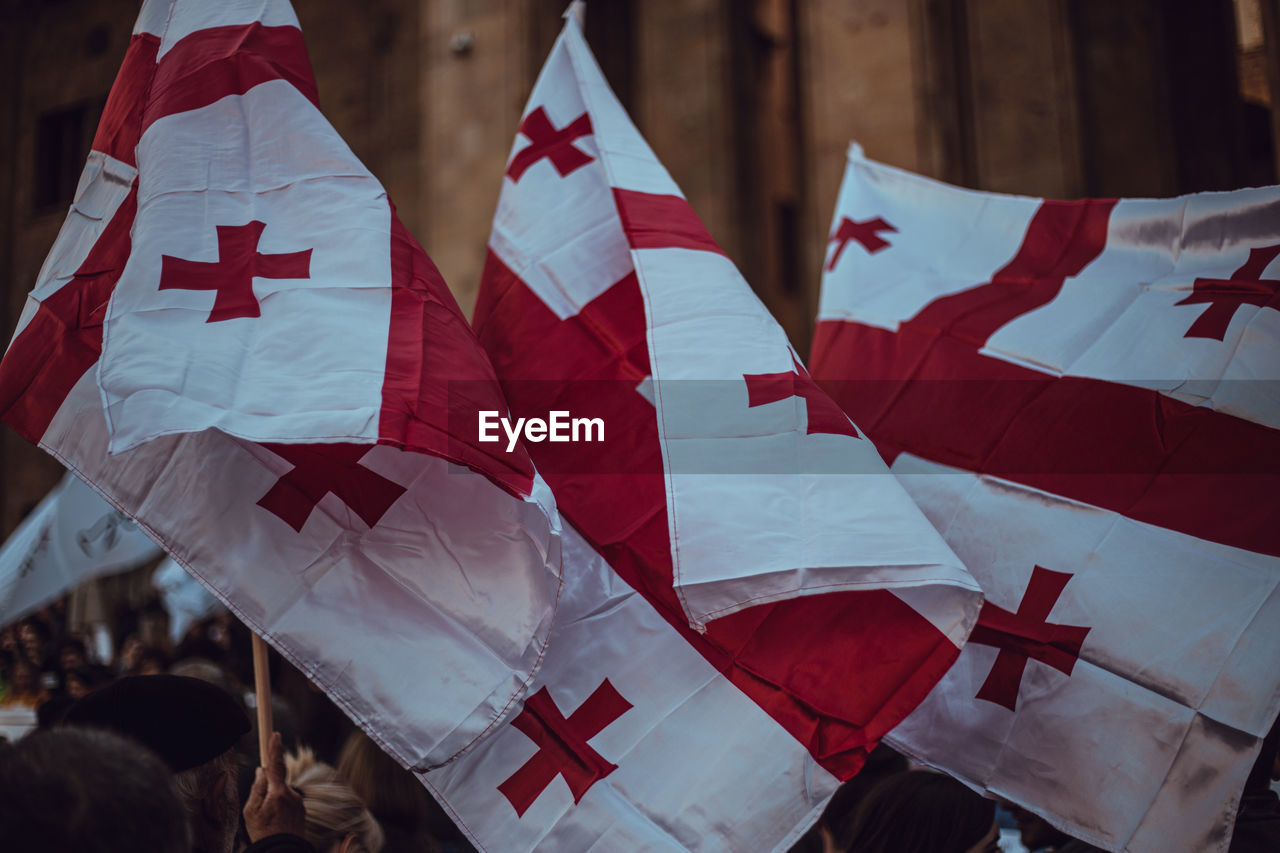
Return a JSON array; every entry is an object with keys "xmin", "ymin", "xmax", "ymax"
[
  {"xmin": 243, "ymin": 833, "xmax": 318, "ymax": 853},
  {"xmin": 1229, "ymin": 789, "xmax": 1280, "ymax": 853}
]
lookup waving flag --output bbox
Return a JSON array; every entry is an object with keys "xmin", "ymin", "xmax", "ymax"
[
  {"xmin": 421, "ymin": 10, "xmax": 982, "ymax": 851},
  {"xmin": 0, "ymin": 472, "xmax": 163, "ymax": 628},
  {"xmin": 0, "ymin": 0, "xmax": 561, "ymax": 772},
  {"xmin": 811, "ymin": 143, "xmax": 1280, "ymax": 852},
  {"xmin": 152, "ymin": 556, "xmax": 219, "ymax": 643}
]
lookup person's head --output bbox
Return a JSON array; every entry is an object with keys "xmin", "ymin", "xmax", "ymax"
[
  {"xmin": 117, "ymin": 634, "xmax": 144, "ymax": 671},
  {"xmin": 0, "ymin": 727, "xmax": 190, "ymax": 853},
  {"xmin": 169, "ymin": 657, "xmax": 237, "ymax": 693},
  {"xmin": 8, "ymin": 655, "xmax": 39, "ymax": 692},
  {"xmin": 288, "ymin": 747, "xmax": 384, "ymax": 853},
  {"xmin": 841, "ymin": 770, "xmax": 998, "ymax": 853},
  {"xmin": 173, "ymin": 747, "xmax": 241, "ymax": 853},
  {"xmin": 337, "ymin": 731, "xmax": 441, "ymax": 832},
  {"xmin": 59, "ymin": 637, "xmax": 89, "ymax": 672},
  {"xmin": 63, "ymin": 674, "xmax": 251, "ymax": 853},
  {"xmin": 64, "ymin": 666, "xmax": 95, "ymax": 700},
  {"xmin": 824, "ymin": 744, "xmax": 910, "ymax": 850},
  {"xmin": 18, "ymin": 618, "xmax": 51, "ymax": 665},
  {"xmin": 1007, "ymin": 804, "xmax": 1073, "ymax": 852},
  {"xmin": 132, "ymin": 645, "xmax": 171, "ymax": 676}
]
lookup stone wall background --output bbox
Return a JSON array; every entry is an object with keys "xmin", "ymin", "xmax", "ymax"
[{"xmin": 2, "ymin": 0, "xmax": 1276, "ymax": 535}]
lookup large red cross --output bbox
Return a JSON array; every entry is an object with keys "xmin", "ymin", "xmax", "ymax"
[
  {"xmin": 1176, "ymin": 243, "xmax": 1280, "ymax": 341},
  {"xmin": 158, "ymin": 220, "xmax": 311, "ymax": 322},
  {"xmin": 497, "ymin": 679, "xmax": 632, "ymax": 817},
  {"xmin": 969, "ymin": 566, "xmax": 1091, "ymax": 711},
  {"xmin": 825, "ymin": 216, "xmax": 897, "ymax": 271},
  {"xmin": 744, "ymin": 354, "xmax": 860, "ymax": 439},
  {"xmin": 505, "ymin": 107, "xmax": 595, "ymax": 183},
  {"xmin": 256, "ymin": 443, "xmax": 407, "ymax": 533}
]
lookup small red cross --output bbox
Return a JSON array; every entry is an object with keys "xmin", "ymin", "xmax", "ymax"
[
  {"xmin": 497, "ymin": 679, "xmax": 632, "ymax": 817},
  {"xmin": 256, "ymin": 443, "xmax": 407, "ymax": 533},
  {"xmin": 969, "ymin": 566, "xmax": 1091, "ymax": 711},
  {"xmin": 505, "ymin": 107, "xmax": 595, "ymax": 183},
  {"xmin": 744, "ymin": 354, "xmax": 860, "ymax": 439},
  {"xmin": 1176, "ymin": 244, "xmax": 1280, "ymax": 341},
  {"xmin": 159, "ymin": 220, "xmax": 311, "ymax": 322},
  {"xmin": 825, "ymin": 216, "xmax": 897, "ymax": 271}
]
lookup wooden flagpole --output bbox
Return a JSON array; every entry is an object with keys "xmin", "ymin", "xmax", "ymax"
[{"xmin": 251, "ymin": 632, "xmax": 273, "ymax": 764}]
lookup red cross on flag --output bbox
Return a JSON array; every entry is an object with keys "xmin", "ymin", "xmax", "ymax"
[
  {"xmin": 418, "ymin": 10, "xmax": 983, "ymax": 851},
  {"xmin": 0, "ymin": 0, "xmax": 563, "ymax": 772},
  {"xmin": 811, "ymin": 143, "xmax": 1280, "ymax": 852}
]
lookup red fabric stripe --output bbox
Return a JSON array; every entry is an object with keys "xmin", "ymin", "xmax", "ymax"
[
  {"xmin": 474, "ymin": 249, "xmax": 962, "ymax": 779},
  {"xmin": 142, "ymin": 24, "xmax": 319, "ymax": 133},
  {"xmin": 611, "ymin": 188, "xmax": 727, "ymax": 255},
  {"xmin": 0, "ymin": 183, "xmax": 138, "ymax": 441},
  {"xmin": 909, "ymin": 198, "xmax": 1117, "ymax": 348},
  {"xmin": 2, "ymin": 23, "xmax": 320, "ymax": 436},
  {"xmin": 91, "ymin": 33, "xmax": 159, "ymax": 166},
  {"xmin": 811, "ymin": 317, "xmax": 1280, "ymax": 557},
  {"xmin": 379, "ymin": 204, "xmax": 535, "ymax": 497}
]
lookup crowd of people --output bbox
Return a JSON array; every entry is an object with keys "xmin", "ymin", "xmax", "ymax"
[
  {"xmin": 1, "ymin": 586, "xmax": 1278, "ymax": 852},
  {"xmin": 0, "ymin": 591, "xmax": 473, "ymax": 853}
]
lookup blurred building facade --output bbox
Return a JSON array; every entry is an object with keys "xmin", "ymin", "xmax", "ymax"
[{"xmin": 1, "ymin": 0, "xmax": 1277, "ymax": 535}]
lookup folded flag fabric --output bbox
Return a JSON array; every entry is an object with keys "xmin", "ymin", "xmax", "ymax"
[
  {"xmin": 0, "ymin": 0, "xmax": 562, "ymax": 772},
  {"xmin": 811, "ymin": 143, "xmax": 1280, "ymax": 852},
  {"xmin": 0, "ymin": 472, "xmax": 163, "ymax": 628},
  {"xmin": 421, "ymin": 10, "xmax": 983, "ymax": 851}
]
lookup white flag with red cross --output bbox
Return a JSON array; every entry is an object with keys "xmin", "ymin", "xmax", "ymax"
[
  {"xmin": 811, "ymin": 143, "xmax": 1280, "ymax": 853},
  {"xmin": 420, "ymin": 12, "xmax": 983, "ymax": 851},
  {"xmin": 0, "ymin": 0, "xmax": 562, "ymax": 772}
]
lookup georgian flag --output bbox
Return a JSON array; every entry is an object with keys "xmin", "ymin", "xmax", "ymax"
[
  {"xmin": 811, "ymin": 143, "xmax": 1280, "ymax": 852},
  {"xmin": 421, "ymin": 11, "xmax": 982, "ymax": 851},
  {"xmin": 0, "ymin": 0, "xmax": 562, "ymax": 772}
]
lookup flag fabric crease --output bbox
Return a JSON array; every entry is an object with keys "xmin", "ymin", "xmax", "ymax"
[
  {"xmin": 0, "ymin": 0, "xmax": 562, "ymax": 772},
  {"xmin": 811, "ymin": 143, "xmax": 1280, "ymax": 853},
  {"xmin": 421, "ymin": 12, "xmax": 983, "ymax": 851}
]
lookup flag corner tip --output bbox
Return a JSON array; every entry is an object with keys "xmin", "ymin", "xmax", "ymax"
[{"xmin": 563, "ymin": 1, "xmax": 586, "ymax": 27}]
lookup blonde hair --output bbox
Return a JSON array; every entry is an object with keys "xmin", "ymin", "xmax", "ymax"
[
  {"xmin": 337, "ymin": 731, "xmax": 437, "ymax": 825},
  {"xmin": 286, "ymin": 747, "xmax": 384, "ymax": 853}
]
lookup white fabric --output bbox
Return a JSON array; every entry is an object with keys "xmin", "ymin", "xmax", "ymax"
[
  {"xmin": 993, "ymin": 194, "xmax": 1280, "ymax": 428},
  {"xmin": 819, "ymin": 147, "xmax": 1280, "ymax": 852},
  {"xmin": 887, "ymin": 453, "xmax": 1280, "ymax": 852},
  {"xmin": 553, "ymin": 24, "xmax": 980, "ymax": 631},
  {"xmin": 5, "ymin": 152, "xmax": 137, "ymax": 352},
  {"xmin": 135, "ymin": 0, "xmax": 301, "ymax": 52},
  {"xmin": 0, "ymin": 472, "xmax": 163, "ymax": 629},
  {"xmin": 0, "ymin": 708, "xmax": 37, "ymax": 743},
  {"xmin": 152, "ymin": 555, "xmax": 219, "ymax": 643},
  {"xmin": 819, "ymin": 144, "xmax": 1280, "ymax": 429},
  {"xmin": 99, "ymin": 78, "xmax": 391, "ymax": 453},
  {"xmin": 45, "ymin": 368, "xmax": 561, "ymax": 769},
  {"xmin": 423, "ymin": 525, "xmax": 837, "ymax": 853},
  {"xmin": 426, "ymin": 17, "xmax": 983, "ymax": 851},
  {"xmin": 488, "ymin": 38, "xmax": 631, "ymax": 321},
  {"xmin": 2, "ymin": 0, "xmax": 565, "ymax": 773}
]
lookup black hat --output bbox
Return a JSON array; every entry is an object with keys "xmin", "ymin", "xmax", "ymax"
[{"xmin": 63, "ymin": 675, "xmax": 250, "ymax": 772}]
